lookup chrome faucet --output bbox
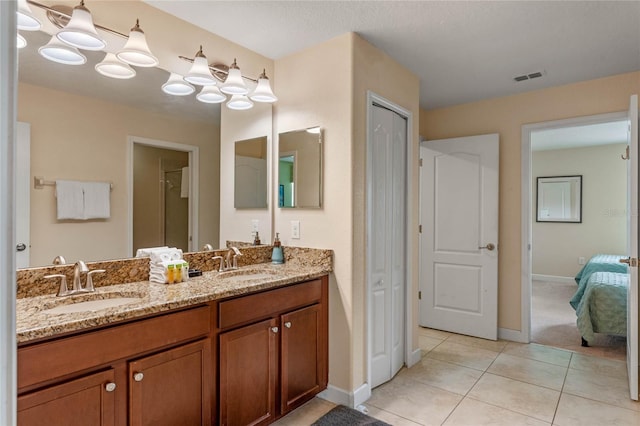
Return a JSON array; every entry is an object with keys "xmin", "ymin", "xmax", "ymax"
[
  {"xmin": 44, "ymin": 260, "xmax": 105, "ymax": 297},
  {"xmin": 72, "ymin": 260, "xmax": 89, "ymax": 292},
  {"xmin": 225, "ymin": 247, "xmax": 242, "ymax": 270},
  {"xmin": 212, "ymin": 255, "xmax": 225, "ymax": 272}
]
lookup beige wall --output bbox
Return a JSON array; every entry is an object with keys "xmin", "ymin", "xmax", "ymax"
[
  {"xmin": 421, "ymin": 71, "xmax": 640, "ymax": 331},
  {"xmin": 532, "ymin": 144, "xmax": 627, "ymax": 277},
  {"xmin": 18, "ymin": 82, "xmax": 219, "ymax": 266}
]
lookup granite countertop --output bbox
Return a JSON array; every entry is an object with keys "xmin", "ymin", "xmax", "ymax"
[{"xmin": 16, "ymin": 262, "xmax": 331, "ymax": 344}]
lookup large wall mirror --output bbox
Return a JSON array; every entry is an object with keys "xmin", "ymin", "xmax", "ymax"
[
  {"xmin": 235, "ymin": 136, "xmax": 268, "ymax": 209},
  {"xmin": 536, "ymin": 175, "xmax": 582, "ymax": 223},
  {"xmin": 278, "ymin": 127, "xmax": 323, "ymax": 208}
]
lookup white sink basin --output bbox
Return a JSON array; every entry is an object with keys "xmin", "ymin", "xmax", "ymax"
[{"xmin": 42, "ymin": 297, "xmax": 142, "ymax": 315}]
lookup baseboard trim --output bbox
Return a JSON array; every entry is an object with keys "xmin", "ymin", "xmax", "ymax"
[
  {"xmin": 318, "ymin": 382, "xmax": 371, "ymax": 408},
  {"xmin": 532, "ymin": 274, "xmax": 575, "ymax": 284},
  {"xmin": 498, "ymin": 327, "xmax": 527, "ymax": 343},
  {"xmin": 408, "ymin": 348, "xmax": 422, "ymax": 367}
]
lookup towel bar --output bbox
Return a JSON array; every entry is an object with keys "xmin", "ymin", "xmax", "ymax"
[{"xmin": 34, "ymin": 176, "xmax": 113, "ymax": 190}]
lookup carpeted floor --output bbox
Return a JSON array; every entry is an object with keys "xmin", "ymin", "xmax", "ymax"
[{"xmin": 532, "ymin": 279, "xmax": 626, "ymax": 361}]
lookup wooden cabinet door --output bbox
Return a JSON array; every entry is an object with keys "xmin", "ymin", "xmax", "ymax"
[
  {"xmin": 129, "ymin": 339, "xmax": 212, "ymax": 426},
  {"xmin": 18, "ymin": 369, "xmax": 116, "ymax": 426},
  {"xmin": 280, "ymin": 304, "xmax": 326, "ymax": 414},
  {"xmin": 219, "ymin": 318, "xmax": 278, "ymax": 426}
]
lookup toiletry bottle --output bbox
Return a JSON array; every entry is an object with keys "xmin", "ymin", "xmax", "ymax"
[
  {"xmin": 175, "ymin": 261, "xmax": 182, "ymax": 282},
  {"xmin": 254, "ymin": 231, "xmax": 261, "ymax": 245},
  {"xmin": 182, "ymin": 262, "xmax": 189, "ymax": 281},
  {"xmin": 271, "ymin": 233, "xmax": 284, "ymax": 264},
  {"xmin": 167, "ymin": 264, "xmax": 175, "ymax": 284}
]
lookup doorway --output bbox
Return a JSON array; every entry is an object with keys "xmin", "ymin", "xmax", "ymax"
[
  {"xmin": 128, "ymin": 136, "xmax": 199, "ymax": 256},
  {"xmin": 366, "ymin": 93, "xmax": 412, "ymax": 390}
]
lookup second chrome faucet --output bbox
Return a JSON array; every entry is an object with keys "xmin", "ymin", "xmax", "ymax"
[
  {"xmin": 45, "ymin": 260, "xmax": 105, "ymax": 297},
  {"xmin": 212, "ymin": 247, "xmax": 242, "ymax": 272}
]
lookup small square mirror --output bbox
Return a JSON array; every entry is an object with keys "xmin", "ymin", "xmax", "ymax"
[{"xmin": 536, "ymin": 175, "xmax": 582, "ymax": 223}]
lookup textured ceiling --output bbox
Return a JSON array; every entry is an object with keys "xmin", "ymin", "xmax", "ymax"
[{"xmin": 147, "ymin": 0, "xmax": 640, "ymax": 110}]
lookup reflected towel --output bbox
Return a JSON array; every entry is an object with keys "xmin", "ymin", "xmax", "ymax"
[
  {"xmin": 56, "ymin": 180, "xmax": 84, "ymax": 220},
  {"xmin": 83, "ymin": 181, "xmax": 111, "ymax": 219},
  {"xmin": 136, "ymin": 246, "xmax": 169, "ymax": 258},
  {"xmin": 180, "ymin": 167, "xmax": 189, "ymax": 198}
]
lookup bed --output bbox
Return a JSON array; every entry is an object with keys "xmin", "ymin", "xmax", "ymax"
[{"xmin": 571, "ymin": 254, "xmax": 629, "ymax": 346}]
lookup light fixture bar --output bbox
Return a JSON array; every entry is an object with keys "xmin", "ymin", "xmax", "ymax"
[{"xmin": 178, "ymin": 55, "xmax": 259, "ymax": 83}]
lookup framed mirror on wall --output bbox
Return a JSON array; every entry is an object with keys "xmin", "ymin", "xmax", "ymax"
[
  {"xmin": 536, "ymin": 175, "xmax": 582, "ymax": 223},
  {"xmin": 234, "ymin": 136, "xmax": 268, "ymax": 209},
  {"xmin": 278, "ymin": 127, "xmax": 322, "ymax": 208}
]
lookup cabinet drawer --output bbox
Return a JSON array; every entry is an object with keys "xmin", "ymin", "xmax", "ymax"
[
  {"xmin": 19, "ymin": 305, "xmax": 211, "ymax": 390},
  {"xmin": 219, "ymin": 280, "xmax": 322, "ymax": 330}
]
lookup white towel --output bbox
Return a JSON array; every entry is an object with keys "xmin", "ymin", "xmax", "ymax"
[
  {"xmin": 180, "ymin": 167, "xmax": 189, "ymax": 198},
  {"xmin": 136, "ymin": 246, "xmax": 169, "ymax": 258},
  {"xmin": 56, "ymin": 180, "xmax": 84, "ymax": 220},
  {"xmin": 83, "ymin": 181, "xmax": 111, "ymax": 219}
]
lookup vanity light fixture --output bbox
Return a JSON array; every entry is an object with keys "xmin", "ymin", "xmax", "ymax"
[
  {"xmin": 227, "ymin": 94, "xmax": 254, "ymax": 111},
  {"xmin": 249, "ymin": 69, "xmax": 277, "ymax": 103},
  {"xmin": 38, "ymin": 35, "xmax": 87, "ymax": 65},
  {"xmin": 17, "ymin": 0, "xmax": 41, "ymax": 31},
  {"xmin": 56, "ymin": 0, "xmax": 106, "ymax": 51},
  {"xmin": 220, "ymin": 59, "xmax": 248, "ymax": 95},
  {"xmin": 17, "ymin": 33, "xmax": 27, "ymax": 49},
  {"xmin": 116, "ymin": 19, "xmax": 158, "ymax": 68},
  {"xmin": 184, "ymin": 46, "xmax": 217, "ymax": 86},
  {"xmin": 95, "ymin": 53, "xmax": 136, "ymax": 79},
  {"xmin": 162, "ymin": 73, "xmax": 195, "ymax": 96},
  {"xmin": 196, "ymin": 85, "xmax": 226, "ymax": 104}
]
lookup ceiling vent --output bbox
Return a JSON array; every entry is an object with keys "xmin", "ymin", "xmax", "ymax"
[{"xmin": 513, "ymin": 70, "xmax": 545, "ymax": 82}]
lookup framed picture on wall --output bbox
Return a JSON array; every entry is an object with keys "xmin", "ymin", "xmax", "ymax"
[{"xmin": 536, "ymin": 175, "xmax": 582, "ymax": 223}]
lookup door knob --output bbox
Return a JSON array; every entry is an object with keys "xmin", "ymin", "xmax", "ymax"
[
  {"xmin": 133, "ymin": 372, "xmax": 144, "ymax": 382},
  {"xmin": 478, "ymin": 243, "xmax": 495, "ymax": 251},
  {"xmin": 271, "ymin": 327, "xmax": 279, "ymax": 333},
  {"xmin": 284, "ymin": 322, "xmax": 292, "ymax": 328},
  {"xmin": 105, "ymin": 382, "xmax": 116, "ymax": 392},
  {"xmin": 16, "ymin": 243, "xmax": 26, "ymax": 252}
]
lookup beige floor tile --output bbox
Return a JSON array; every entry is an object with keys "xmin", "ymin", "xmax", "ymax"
[
  {"xmin": 271, "ymin": 397, "xmax": 335, "ymax": 426},
  {"xmin": 467, "ymin": 373, "xmax": 560, "ymax": 423},
  {"xmin": 418, "ymin": 327, "xmax": 453, "ymax": 339},
  {"xmin": 402, "ymin": 357, "xmax": 483, "ymax": 395},
  {"xmin": 554, "ymin": 393, "xmax": 640, "ymax": 426},
  {"xmin": 364, "ymin": 405, "xmax": 423, "ymax": 426},
  {"xmin": 446, "ymin": 334, "xmax": 508, "ymax": 352},
  {"xmin": 503, "ymin": 342, "xmax": 572, "ymax": 367},
  {"xmin": 419, "ymin": 335, "xmax": 445, "ymax": 353},
  {"xmin": 443, "ymin": 397, "xmax": 550, "ymax": 426},
  {"xmin": 487, "ymin": 353, "xmax": 567, "ymax": 390},
  {"xmin": 563, "ymin": 367, "xmax": 640, "ymax": 412},
  {"xmin": 569, "ymin": 352, "xmax": 627, "ymax": 379},
  {"xmin": 425, "ymin": 341, "xmax": 500, "ymax": 371},
  {"xmin": 368, "ymin": 376, "xmax": 462, "ymax": 425}
]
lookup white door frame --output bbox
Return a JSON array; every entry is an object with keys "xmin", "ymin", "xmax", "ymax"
[
  {"xmin": 365, "ymin": 91, "xmax": 418, "ymax": 403},
  {"xmin": 520, "ymin": 111, "xmax": 628, "ymax": 342},
  {"xmin": 127, "ymin": 136, "xmax": 199, "ymax": 256}
]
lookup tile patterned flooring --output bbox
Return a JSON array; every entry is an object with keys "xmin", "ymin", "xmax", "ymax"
[{"xmin": 273, "ymin": 327, "xmax": 640, "ymax": 425}]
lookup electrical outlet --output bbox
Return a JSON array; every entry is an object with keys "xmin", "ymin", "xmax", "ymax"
[
  {"xmin": 578, "ymin": 257, "xmax": 586, "ymax": 265},
  {"xmin": 291, "ymin": 220, "xmax": 300, "ymax": 239},
  {"xmin": 251, "ymin": 220, "xmax": 259, "ymax": 235}
]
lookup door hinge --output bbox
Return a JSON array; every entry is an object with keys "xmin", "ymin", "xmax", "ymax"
[
  {"xmin": 620, "ymin": 257, "xmax": 638, "ymax": 267},
  {"xmin": 418, "ymin": 291, "xmax": 422, "ymax": 300},
  {"xmin": 419, "ymin": 224, "xmax": 422, "ymax": 233},
  {"xmin": 419, "ymin": 158, "xmax": 423, "ymax": 167}
]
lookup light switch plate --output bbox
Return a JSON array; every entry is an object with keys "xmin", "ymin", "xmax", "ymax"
[{"xmin": 291, "ymin": 220, "xmax": 300, "ymax": 239}]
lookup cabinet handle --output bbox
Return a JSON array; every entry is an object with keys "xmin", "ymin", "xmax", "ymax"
[
  {"xmin": 271, "ymin": 327, "xmax": 279, "ymax": 333},
  {"xmin": 133, "ymin": 372, "xmax": 144, "ymax": 382},
  {"xmin": 105, "ymin": 382, "xmax": 116, "ymax": 392},
  {"xmin": 284, "ymin": 321, "xmax": 292, "ymax": 328}
]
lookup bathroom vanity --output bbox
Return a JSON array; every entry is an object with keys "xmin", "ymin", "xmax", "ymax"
[{"xmin": 16, "ymin": 252, "xmax": 331, "ymax": 426}]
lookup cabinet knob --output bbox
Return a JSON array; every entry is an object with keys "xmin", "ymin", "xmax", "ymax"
[
  {"xmin": 271, "ymin": 327, "xmax": 279, "ymax": 333},
  {"xmin": 105, "ymin": 382, "xmax": 116, "ymax": 392},
  {"xmin": 284, "ymin": 321, "xmax": 292, "ymax": 328},
  {"xmin": 133, "ymin": 372, "xmax": 144, "ymax": 382}
]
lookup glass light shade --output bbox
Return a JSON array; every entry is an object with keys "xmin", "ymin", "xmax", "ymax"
[
  {"xmin": 116, "ymin": 22, "xmax": 158, "ymax": 67},
  {"xmin": 17, "ymin": 33, "xmax": 27, "ymax": 49},
  {"xmin": 39, "ymin": 35, "xmax": 86, "ymax": 65},
  {"xmin": 184, "ymin": 54, "xmax": 216, "ymax": 86},
  {"xmin": 56, "ymin": 2, "xmax": 106, "ymax": 51},
  {"xmin": 95, "ymin": 53, "xmax": 136, "ymax": 79},
  {"xmin": 249, "ymin": 71, "xmax": 277, "ymax": 102},
  {"xmin": 17, "ymin": 0, "xmax": 41, "ymax": 30},
  {"xmin": 196, "ymin": 85, "xmax": 226, "ymax": 104},
  {"xmin": 162, "ymin": 73, "xmax": 195, "ymax": 96},
  {"xmin": 226, "ymin": 94, "xmax": 253, "ymax": 110},
  {"xmin": 221, "ymin": 65, "xmax": 248, "ymax": 95}
]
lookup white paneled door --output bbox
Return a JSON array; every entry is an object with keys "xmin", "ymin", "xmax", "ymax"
[
  {"xmin": 369, "ymin": 103, "xmax": 407, "ymax": 389},
  {"xmin": 626, "ymin": 94, "xmax": 638, "ymax": 400},
  {"xmin": 16, "ymin": 122, "xmax": 30, "ymax": 269},
  {"xmin": 420, "ymin": 134, "xmax": 499, "ymax": 340}
]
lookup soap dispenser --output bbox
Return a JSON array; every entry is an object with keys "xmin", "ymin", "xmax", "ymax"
[
  {"xmin": 253, "ymin": 231, "xmax": 261, "ymax": 246},
  {"xmin": 271, "ymin": 233, "xmax": 284, "ymax": 264}
]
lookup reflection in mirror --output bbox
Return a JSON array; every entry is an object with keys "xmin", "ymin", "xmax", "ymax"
[
  {"xmin": 234, "ymin": 136, "xmax": 268, "ymax": 209},
  {"xmin": 536, "ymin": 175, "xmax": 582, "ymax": 223},
  {"xmin": 278, "ymin": 127, "xmax": 322, "ymax": 208}
]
